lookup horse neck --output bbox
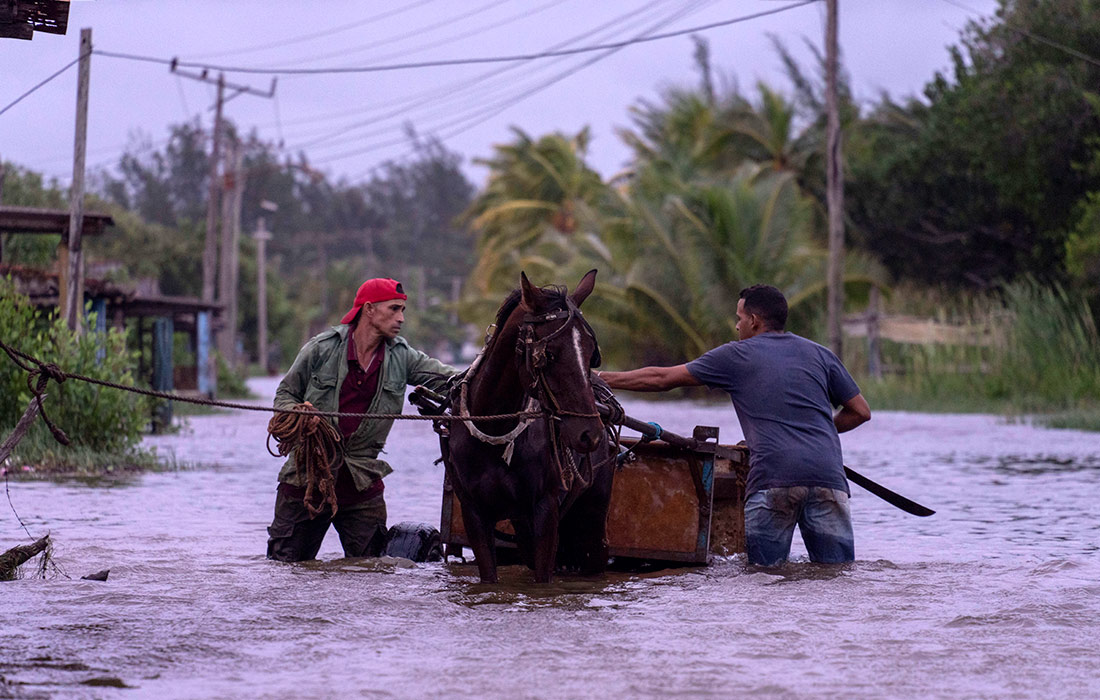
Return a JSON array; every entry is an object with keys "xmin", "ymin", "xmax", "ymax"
[{"xmin": 468, "ymin": 315, "xmax": 527, "ymax": 417}]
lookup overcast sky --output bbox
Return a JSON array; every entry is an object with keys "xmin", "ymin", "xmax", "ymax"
[{"xmin": 0, "ymin": 0, "xmax": 999, "ymax": 189}]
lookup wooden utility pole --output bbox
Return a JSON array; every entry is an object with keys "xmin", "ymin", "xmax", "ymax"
[
  {"xmin": 825, "ymin": 0, "xmax": 845, "ymax": 357},
  {"xmin": 171, "ymin": 64, "xmax": 275, "ymax": 305},
  {"xmin": 253, "ymin": 216, "xmax": 272, "ymax": 372},
  {"xmin": 0, "ymin": 158, "xmax": 6, "ymax": 263},
  {"xmin": 170, "ymin": 64, "xmax": 274, "ymax": 380},
  {"xmin": 867, "ymin": 285, "xmax": 882, "ymax": 378},
  {"xmin": 202, "ymin": 72, "xmax": 225, "ymax": 305},
  {"xmin": 61, "ymin": 28, "xmax": 92, "ymax": 332},
  {"xmin": 217, "ymin": 141, "xmax": 244, "ymax": 365}
]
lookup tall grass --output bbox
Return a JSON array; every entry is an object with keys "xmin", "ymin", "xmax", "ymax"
[
  {"xmin": 2, "ymin": 424, "xmax": 181, "ymax": 477},
  {"xmin": 856, "ymin": 280, "xmax": 1100, "ymax": 428}
]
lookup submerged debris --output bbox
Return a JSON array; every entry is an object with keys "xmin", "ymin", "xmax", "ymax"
[{"xmin": 0, "ymin": 534, "xmax": 50, "ymax": 581}]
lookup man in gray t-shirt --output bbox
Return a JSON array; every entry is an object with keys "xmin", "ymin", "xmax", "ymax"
[{"xmin": 599, "ymin": 285, "xmax": 871, "ymax": 566}]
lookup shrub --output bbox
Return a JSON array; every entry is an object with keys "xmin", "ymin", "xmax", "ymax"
[{"xmin": 0, "ymin": 277, "xmax": 150, "ymax": 453}]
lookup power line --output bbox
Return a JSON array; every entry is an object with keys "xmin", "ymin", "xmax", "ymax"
[
  {"xmin": 94, "ymin": 1, "xmax": 820, "ymax": 76},
  {"xmin": 275, "ymin": 0, "xmax": 511, "ymax": 69},
  {"xmin": 349, "ymin": 0, "xmax": 569, "ymax": 68},
  {"xmin": 287, "ymin": 0, "xmax": 685, "ymax": 153},
  {"xmin": 940, "ymin": 0, "xmax": 1100, "ymax": 69},
  {"xmin": 332, "ymin": 0, "xmax": 721, "ymax": 176},
  {"xmin": 260, "ymin": 0, "xmax": 673, "ymax": 142},
  {"xmin": 310, "ymin": 0, "xmax": 715, "ymax": 167},
  {"xmin": 0, "ymin": 52, "xmax": 85, "ymax": 118},
  {"xmin": 183, "ymin": 0, "xmax": 441, "ymax": 61}
]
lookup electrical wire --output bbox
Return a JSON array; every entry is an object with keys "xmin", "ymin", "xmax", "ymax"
[
  {"xmin": 0, "ymin": 53, "xmax": 84, "ymax": 118},
  {"xmin": 285, "ymin": 0, "xmax": 680, "ymax": 152},
  {"xmin": 351, "ymin": 0, "xmax": 568, "ymax": 69},
  {"xmin": 276, "ymin": 0, "xmax": 512, "ymax": 68},
  {"xmin": 940, "ymin": 0, "xmax": 1100, "ymax": 69},
  {"xmin": 321, "ymin": 0, "xmax": 718, "ymax": 171},
  {"xmin": 260, "ymin": 0, "xmax": 670, "ymax": 141},
  {"xmin": 93, "ymin": 2, "xmax": 820, "ymax": 75},
  {"xmin": 183, "ymin": 0, "xmax": 441, "ymax": 60}
]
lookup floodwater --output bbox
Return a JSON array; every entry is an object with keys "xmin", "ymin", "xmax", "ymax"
[{"xmin": 3, "ymin": 377, "xmax": 1100, "ymax": 699}]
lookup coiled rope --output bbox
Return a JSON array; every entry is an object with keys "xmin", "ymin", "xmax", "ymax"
[{"xmin": 266, "ymin": 405, "xmax": 341, "ymax": 518}]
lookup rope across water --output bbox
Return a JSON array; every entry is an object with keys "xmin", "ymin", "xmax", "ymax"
[{"xmin": 0, "ymin": 339, "xmax": 542, "ymax": 424}]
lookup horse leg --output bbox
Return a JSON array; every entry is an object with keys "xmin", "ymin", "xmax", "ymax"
[
  {"xmin": 531, "ymin": 495, "xmax": 560, "ymax": 583},
  {"xmin": 559, "ymin": 464, "xmax": 614, "ymax": 576},
  {"xmin": 459, "ymin": 501, "xmax": 499, "ymax": 584},
  {"xmin": 511, "ymin": 519, "xmax": 537, "ymax": 571}
]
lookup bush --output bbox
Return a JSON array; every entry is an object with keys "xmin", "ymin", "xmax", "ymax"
[
  {"xmin": 0, "ymin": 277, "xmax": 150, "ymax": 453},
  {"xmin": 859, "ymin": 278, "xmax": 1100, "ymax": 422}
]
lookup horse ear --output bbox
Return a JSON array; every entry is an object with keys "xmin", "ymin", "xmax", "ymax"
[
  {"xmin": 569, "ymin": 269, "xmax": 598, "ymax": 307},
  {"xmin": 520, "ymin": 271, "xmax": 543, "ymax": 311}
]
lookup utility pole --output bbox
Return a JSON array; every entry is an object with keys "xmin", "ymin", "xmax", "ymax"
[
  {"xmin": 253, "ymin": 212, "xmax": 274, "ymax": 373},
  {"xmin": 0, "ymin": 157, "xmax": 6, "ymax": 263},
  {"xmin": 170, "ymin": 62, "xmax": 275, "ymax": 380},
  {"xmin": 202, "ymin": 72, "xmax": 225, "ymax": 305},
  {"xmin": 169, "ymin": 63, "xmax": 274, "ymax": 305},
  {"xmin": 825, "ymin": 0, "xmax": 845, "ymax": 357},
  {"xmin": 217, "ymin": 141, "xmax": 244, "ymax": 365},
  {"xmin": 61, "ymin": 28, "xmax": 92, "ymax": 333}
]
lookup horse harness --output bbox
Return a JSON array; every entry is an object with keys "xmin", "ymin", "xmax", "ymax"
[
  {"xmin": 449, "ymin": 299, "xmax": 619, "ymax": 504},
  {"xmin": 516, "ymin": 298, "xmax": 601, "ymax": 417}
]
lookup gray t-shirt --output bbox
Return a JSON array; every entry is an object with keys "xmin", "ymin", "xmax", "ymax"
[{"xmin": 686, "ymin": 332, "xmax": 860, "ymax": 496}]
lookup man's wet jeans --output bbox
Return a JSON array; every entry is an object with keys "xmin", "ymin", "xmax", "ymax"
[
  {"xmin": 266, "ymin": 489, "xmax": 387, "ymax": 562},
  {"xmin": 744, "ymin": 486, "xmax": 855, "ymax": 566}
]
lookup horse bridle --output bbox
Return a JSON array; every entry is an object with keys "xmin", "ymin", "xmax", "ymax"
[{"xmin": 516, "ymin": 299, "xmax": 602, "ymax": 419}]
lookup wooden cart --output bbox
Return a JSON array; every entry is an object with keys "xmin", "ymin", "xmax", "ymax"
[{"xmin": 439, "ymin": 425, "xmax": 750, "ymax": 564}]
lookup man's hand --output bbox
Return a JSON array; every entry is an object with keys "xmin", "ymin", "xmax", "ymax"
[
  {"xmin": 834, "ymin": 393, "xmax": 871, "ymax": 433},
  {"xmin": 297, "ymin": 401, "xmax": 322, "ymax": 431}
]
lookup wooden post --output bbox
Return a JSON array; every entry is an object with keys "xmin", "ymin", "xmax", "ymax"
[
  {"xmin": 217, "ymin": 141, "xmax": 243, "ymax": 365},
  {"xmin": 202, "ymin": 73, "xmax": 225, "ymax": 305},
  {"xmin": 0, "ymin": 395, "xmax": 46, "ymax": 465},
  {"xmin": 450, "ymin": 276, "xmax": 461, "ymax": 325},
  {"xmin": 254, "ymin": 217, "xmax": 271, "ymax": 372},
  {"xmin": 868, "ymin": 285, "xmax": 882, "ymax": 379},
  {"xmin": 825, "ymin": 0, "xmax": 845, "ymax": 357},
  {"xmin": 63, "ymin": 28, "xmax": 92, "ymax": 333},
  {"xmin": 0, "ymin": 158, "xmax": 6, "ymax": 263}
]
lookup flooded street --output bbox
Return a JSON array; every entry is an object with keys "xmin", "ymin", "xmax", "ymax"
[{"xmin": 3, "ymin": 377, "xmax": 1100, "ymax": 698}]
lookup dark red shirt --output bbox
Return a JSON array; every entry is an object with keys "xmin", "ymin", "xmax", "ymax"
[
  {"xmin": 339, "ymin": 331, "xmax": 384, "ymax": 439},
  {"xmin": 278, "ymin": 331, "xmax": 385, "ymax": 507}
]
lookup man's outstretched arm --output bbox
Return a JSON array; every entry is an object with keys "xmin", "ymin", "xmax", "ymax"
[
  {"xmin": 598, "ymin": 365, "xmax": 702, "ymax": 392},
  {"xmin": 834, "ymin": 393, "xmax": 871, "ymax": 433}
]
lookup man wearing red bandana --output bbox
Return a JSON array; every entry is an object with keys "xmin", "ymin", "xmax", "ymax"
[{"xmin": 267, "ymin": 278, "xmax": 457, "ymax": 562}]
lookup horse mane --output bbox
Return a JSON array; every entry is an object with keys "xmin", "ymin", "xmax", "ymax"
[{"xmin": 483, "ymin": 284, "xmax": 568, "ymax": 356}]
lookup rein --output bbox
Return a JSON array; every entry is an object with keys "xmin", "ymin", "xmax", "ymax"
[
  {"xmin": 453, "ymin": 296, "xmax": 620, "ymax": 505},
  {"xmin": 516, "ymin": 300, "xmax": 601, "ymax": 420}
]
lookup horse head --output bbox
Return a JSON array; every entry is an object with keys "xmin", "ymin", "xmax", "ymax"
[{"xmin": 515, "ymin": 269, "xmax": 604, "ymax": 453}]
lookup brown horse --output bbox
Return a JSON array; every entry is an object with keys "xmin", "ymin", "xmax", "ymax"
[{"xmin": 445, "ymin": 270, "xmax": 615, "ymax": 583}]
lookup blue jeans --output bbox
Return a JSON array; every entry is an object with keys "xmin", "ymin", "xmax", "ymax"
[{"xmin": 744, "ymin": 486, "xmax": 854, "ymax": 566}]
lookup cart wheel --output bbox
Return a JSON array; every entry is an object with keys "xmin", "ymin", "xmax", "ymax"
[{"xmin": 383, "ymin": 522, "xmax": 443, "ymax": 562}]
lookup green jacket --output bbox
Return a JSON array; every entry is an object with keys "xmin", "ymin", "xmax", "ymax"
[{"xmin": 273, "ymin": 324, "xmax": 456, "ymax": 490}]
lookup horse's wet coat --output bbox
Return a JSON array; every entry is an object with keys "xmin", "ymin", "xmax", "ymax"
[{"xmin": 445, "ymin": 270, "xmax": 615, "ymax": 583}]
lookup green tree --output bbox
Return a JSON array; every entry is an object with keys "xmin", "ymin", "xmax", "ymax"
[
  {"xmin": 605, "ymin": 166, "xmax": 888, "ymax": 365},
  {"xmin": 0, "ymin": 162, "xmax": 66, "ymax": 267},
  {"xmin": 461, "ymin": 127, "xmax": 610, "ymax": 315},
  {"xmin": 847, "ymin": 0, "xmax": 1100, "ymax": 289}
]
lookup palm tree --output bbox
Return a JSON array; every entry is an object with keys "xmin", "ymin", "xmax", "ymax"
[
  {"xmin": 605, "ymin": 165, "xmax": 889, "ymax": 364},
  {"xmin": 460, "ymin": 127, "xmax": 611, "ymax": 318}
]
